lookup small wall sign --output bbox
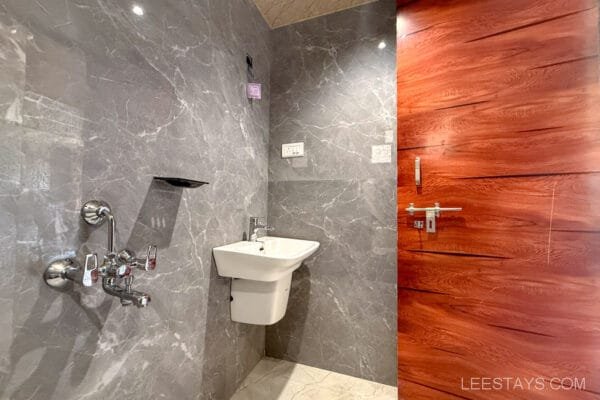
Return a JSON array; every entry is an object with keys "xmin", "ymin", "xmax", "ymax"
[{"xmin": 247, "ymin": 83, "xmax": 262, "ymax": 100}]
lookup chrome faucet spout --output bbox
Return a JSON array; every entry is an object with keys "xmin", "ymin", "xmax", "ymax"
[
  {"xmin": 102, "ymin": 277, "xmax": 150, "ymax": 308},
  {"xmin": 248, "ymin": 217, "xmax": 274, "ymax": 242}
]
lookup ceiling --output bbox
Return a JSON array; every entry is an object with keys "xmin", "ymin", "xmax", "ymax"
[{"xmin": 252, "ymin": 0, "xmax": 377, "ymax": 29}]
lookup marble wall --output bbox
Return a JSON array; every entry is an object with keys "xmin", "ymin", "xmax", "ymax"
[
  {"xmin": 266, "ymin": 0, "xmax": 397, "ymax": 386},
  {"xmin": 0, "ymin": 0, "xmax": 270, "ymax": 399}
]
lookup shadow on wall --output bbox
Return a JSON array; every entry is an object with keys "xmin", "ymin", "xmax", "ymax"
[
  {"xmin": 126, "ymin": 178, "xmax": 183, "ymax": 251},
  {"xmin": 1, "ymin": 203, "xmax": 112, "ymax": 399},
  {"xmin": 198, "ymin": 242, "xmax": 266, "ymax": 399},
  {"xmin": 265, "ymin": 264, "xmax": 311, "ymax": 364},
  {"xmin": 1, "ymin": 274, "xmax": 113, "ymax": 399},
  {"xmin": 199, "ymin": 257, "xmax": 237, "ymax": 398},
  {"xmin": 0, "ymin": 179, "xmax": 185, "ymax": 400}
]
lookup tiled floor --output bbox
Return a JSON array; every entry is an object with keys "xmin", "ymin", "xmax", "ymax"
[{"xmin": 230, "ymin": 357, "xmax": 397, "ymax": 400}]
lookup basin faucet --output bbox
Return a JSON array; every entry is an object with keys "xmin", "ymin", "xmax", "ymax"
[{"xmin": 248, "ymin": 217, "xmax": 274, "ymax": 242}]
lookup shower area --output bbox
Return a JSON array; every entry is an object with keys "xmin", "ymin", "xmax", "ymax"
[{"xmin": 0, "ymin": 0, "xmax": 397, "ymax": 399}]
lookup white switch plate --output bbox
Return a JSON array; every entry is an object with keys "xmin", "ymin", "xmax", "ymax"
[
  {"xmin": 282, "ymin": 142, "xmax": 304, "ymax": 158},
  {"xmin": 371, "ymin": 144, "xmax": 391, "ymax": 164}
]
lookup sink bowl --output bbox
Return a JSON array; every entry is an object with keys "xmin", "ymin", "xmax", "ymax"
[
  {"xmin": 212, "ymin": 236, "xmax": 319, "ymax": 325},
  {"xmin": 213, "ymin": 236, "xmax": 319, "ymax": 281}
]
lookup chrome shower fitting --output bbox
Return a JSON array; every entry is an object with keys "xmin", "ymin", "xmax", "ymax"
[{"xmin": 43, "ymin": 200, "xmax": 157, "ymax": 308}]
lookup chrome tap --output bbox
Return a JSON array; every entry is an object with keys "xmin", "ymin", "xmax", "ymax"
[
  {"xmin": 44, "ymin": 200, "xmax": 157, "ymax": 308},
  {"xmin": 248, "ymin": 217, "xmax": 274, "ymax": 242},
  {"xmin": 102, "ymin": 275, "xmax": 150, "ymax": 307},
  {"xmin": 83, "ymin": 201, "xmax": 156, "ymax": 308},
  {"xmin": 96, "ymin": 245, "xmax": 156, "ymax": 307}
]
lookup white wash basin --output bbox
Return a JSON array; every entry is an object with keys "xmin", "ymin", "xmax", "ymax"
[
  {"xmin": 213, "ymin": 236, "xmax": 319, "ymax": 281},
  {"xmin": 212, "ymin": 236, "xmax": 319, "ymax": 325}
]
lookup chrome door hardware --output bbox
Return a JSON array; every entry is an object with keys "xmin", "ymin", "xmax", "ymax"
[
  {"xmin": 43, "ymin": 200, "xmax": 157, "ymax": 308},
  {"xmin": 415, "ymin": 157, "xmax": 421, "ymax": 186},
  {"xmin": 406, "ymin": 202, "xmax": 462, "ymax": 233}
]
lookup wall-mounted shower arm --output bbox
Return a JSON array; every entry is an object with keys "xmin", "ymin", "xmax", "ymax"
[
  {"xmin": 101, "ymin": 207, "xmax": 115, "ymax": 254},
  {"xmin": 81, "ymin": 200, "xmax": 115, "ymax": 254}
]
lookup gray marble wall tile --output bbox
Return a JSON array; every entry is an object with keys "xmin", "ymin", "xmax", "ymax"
[
  {"xmin": 1, "ymin": 0, "xmax": 396, "ymax": 396},
  {"xmin": 0, "ymin": 13, "xmax": 26, "ymax": 124},
  {"xmin": 0, "ymin": 0, "xmax": 270, "ymax": 399},
  {"xmin": 0, "ymin": 126, "xmax": 20, "ymax": 378},
  {"xmin": 266, "ymin": 0, "xmax": 397, "ymax": 386},
  {"xmin": 268, "ymin": 1, "xmax": 396, "ymax": 183}
]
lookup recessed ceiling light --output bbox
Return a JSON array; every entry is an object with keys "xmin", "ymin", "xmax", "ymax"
[
  {"xmin": 378, "ymin": 41, "xmax": 386, "ymax": 50},
  {"xmin": 132, "ymin": 4, "xmax": 144, "ymax": 16}
]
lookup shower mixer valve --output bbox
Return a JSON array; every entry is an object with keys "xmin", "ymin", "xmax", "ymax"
[{"xmin": 43, "ymin": 200, "xmax": 157, "ymax": 308}]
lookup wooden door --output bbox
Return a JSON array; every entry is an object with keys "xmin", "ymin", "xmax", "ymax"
[{"xmin": 396, "ymin": 1, "xmax": 600, "ymax": 399}]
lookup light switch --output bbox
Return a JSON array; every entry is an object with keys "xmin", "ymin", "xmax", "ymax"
[
  {"xmin": 371, "ymin": 144, "xmax": 391, "ymax": 164},
  {"xmin": 282, "ymin": 142, "xmax": 304, "ymax": 158}
]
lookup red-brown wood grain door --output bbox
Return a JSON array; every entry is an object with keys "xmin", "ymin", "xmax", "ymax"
[{"xmin": 396, "ymin": 1, "xmax": 600, "ymax": 399}]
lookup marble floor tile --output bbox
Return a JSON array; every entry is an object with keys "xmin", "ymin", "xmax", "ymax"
[{"xmin": 230, "ymin": 357, "xmax": 397, "ymax": 400}]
